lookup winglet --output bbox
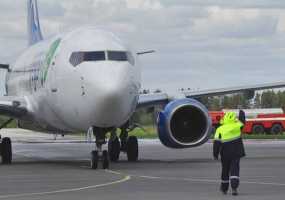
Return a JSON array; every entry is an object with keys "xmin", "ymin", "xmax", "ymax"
[{"xmin": 27, "ymin": 0, "xmax": 43, "ymax": 46}]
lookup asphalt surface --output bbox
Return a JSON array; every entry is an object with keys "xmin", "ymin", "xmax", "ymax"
[{"xmin": 0, "ymin": 129, "xmax": 285, "ymax": 200}]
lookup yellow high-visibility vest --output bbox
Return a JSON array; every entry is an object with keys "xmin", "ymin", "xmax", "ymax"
[{"xmin": 214, "ymin": 121, "xmax": 243, "ymax": 142}]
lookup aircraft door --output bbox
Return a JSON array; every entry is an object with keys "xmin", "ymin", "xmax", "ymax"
[
  {"xmin": 49, "ymin": 66, "xmax": 58, "ymax": 93},
  {"xmin": 48, "ymin": 62, "xmax": 59, "ymax": 107}
]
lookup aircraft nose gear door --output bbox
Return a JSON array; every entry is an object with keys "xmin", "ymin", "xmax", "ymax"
[{"xmin": 48, "ymin": 61, "xmax": 60, "ymax": 113}]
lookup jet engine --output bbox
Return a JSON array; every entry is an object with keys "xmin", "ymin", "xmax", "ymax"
[{"xmin": 157, "ymin": 98, "xmax": 212, "ymax": 148}]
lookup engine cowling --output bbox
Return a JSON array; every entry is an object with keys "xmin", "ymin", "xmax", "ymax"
[{"xmin": 157, "ymin": 98, "xmax": 212, "ymax": 148}]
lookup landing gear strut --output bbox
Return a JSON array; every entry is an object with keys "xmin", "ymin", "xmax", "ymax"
[{"xmin": 91, "ymin": 127, "xmax": 109, "ymax": 170}]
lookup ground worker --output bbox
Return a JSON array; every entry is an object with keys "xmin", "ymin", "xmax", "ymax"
[{"xmin": 213, "ymin": 110, "xmax": 246, "ymax": 196}]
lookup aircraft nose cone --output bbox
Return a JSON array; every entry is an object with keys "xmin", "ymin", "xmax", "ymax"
[
  {"xmin": 93, "ymin": 80, "xmax": 135, "ymax": 127},
  {"xmin": 79, "ymin": 63, "xmax": 138, "ymax": 127},
  {"xmin": 98, "ymin": 82, "xmax": 126, "ymax": 111}
]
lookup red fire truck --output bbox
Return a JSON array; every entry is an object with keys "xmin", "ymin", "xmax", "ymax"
[{"xmin": 209, "ymin": 111, "xmax": 285, "ymax": 135}]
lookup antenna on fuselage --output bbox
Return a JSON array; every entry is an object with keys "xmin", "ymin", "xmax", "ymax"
[{"xmin": 137, "ymin": 50, "xmax": 156, "ymax": 55}]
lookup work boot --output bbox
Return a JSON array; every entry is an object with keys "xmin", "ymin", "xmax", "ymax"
[{"xmin": 232, "ymin": 189, "xmax": 238, "ymax": 196}]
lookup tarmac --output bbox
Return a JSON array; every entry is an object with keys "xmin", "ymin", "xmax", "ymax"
[{"xmin": 0, "ymin": 129, "xmax": 285, "ymax": 200}]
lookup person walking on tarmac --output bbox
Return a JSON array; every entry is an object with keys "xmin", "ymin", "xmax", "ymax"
[{"xmin": 213, "ymin": 110, "xmax": 246, "ymax": 196}]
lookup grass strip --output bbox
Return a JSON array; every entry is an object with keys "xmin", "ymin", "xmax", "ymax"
[{"xmin": 129, "ymin": 126, "xmax": 285, "ymax": 139}]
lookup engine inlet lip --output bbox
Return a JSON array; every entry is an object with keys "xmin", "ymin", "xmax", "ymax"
[{"xmin": 166, "ymin": 103, "xmax": 211, "ymax": 147}]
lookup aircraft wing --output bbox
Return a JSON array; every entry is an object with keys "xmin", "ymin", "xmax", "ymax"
[
  {"xmin": 0, "ymin": 96, "xmax": 28, "ymax": 118},
  {"xmin": 184, "ymin": 81, "xmax": 285, "ymax": 98},
  {"xmin": 137, "ymin": 93, "xmax": 170, "ymax": 108}
]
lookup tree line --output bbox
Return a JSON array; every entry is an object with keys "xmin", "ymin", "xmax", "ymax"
[{"xmin": 199, "ymin": 90, "xmax": 285, "ymax": 111}]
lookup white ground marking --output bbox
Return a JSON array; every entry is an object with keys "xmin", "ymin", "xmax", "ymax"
[
  {"xmin": 0, "ymin": 171, "xmax": 130, "ymax": 199},
  {"xmin": 112, "ymin": 171, "xmax": 285, "ymax": 187}
]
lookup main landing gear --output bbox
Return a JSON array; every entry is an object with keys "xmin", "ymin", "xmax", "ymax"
[
  {"xmin": 0, "ymin": 137, "xmax": 12, "ymax": 164},
  {"xmin": 108, "ymin": 124, "xmax": 139, "ymax": 163},
  {"xmin": 90, "ymin": 123, "xmax": 139, "ymax": 170},
  {"xmin": 0, "ymin": 118, "xmax": 14, "ymax": 165}
]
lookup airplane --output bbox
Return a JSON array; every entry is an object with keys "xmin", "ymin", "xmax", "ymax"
[{"xmin": 1, "ymin": 0, "xmax": 285, "ymax": 169}]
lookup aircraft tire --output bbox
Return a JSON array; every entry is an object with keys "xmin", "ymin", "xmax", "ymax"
[
  {"xmin": 108, "ymin": 137, "xmax": 120, "ymax": 162},
  {"xmin": 1, "ymin": 137, "xmax": 12, "ymax": 164},
  {"xmin": 91, "ymin": 150, "xmax": 98, "ymax": 169},
  {"xmin": 102, "ymin": 150, "xmax": 109, "ymax": 169},
  {"xmin": 126, "ymin": 136, "xmax": 138, "ymax": 162}
]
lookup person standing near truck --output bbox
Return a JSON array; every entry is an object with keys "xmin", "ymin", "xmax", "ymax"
[{"xmin": 213, "ymin": 110, "xmax": 246, "ymax": 196}]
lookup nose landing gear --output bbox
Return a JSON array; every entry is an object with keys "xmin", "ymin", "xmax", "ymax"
[{"xmin": 91, "ymin": 127, "xmax": 110, "ymax": 170}]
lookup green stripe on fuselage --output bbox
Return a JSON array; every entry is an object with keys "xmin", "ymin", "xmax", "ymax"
[{"xmin": 42, "ymin": 38, "xmax": 61, "ymax": 82}]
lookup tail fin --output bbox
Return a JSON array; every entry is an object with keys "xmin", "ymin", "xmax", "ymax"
[{"xmin": 27, "ymin": 0, "xmax": 43, "ymax": 46}]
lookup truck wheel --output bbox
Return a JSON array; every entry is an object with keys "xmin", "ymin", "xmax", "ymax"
[
  {"xmin": 252, "ymin": 125, "xmax": 264, "ymax": 134},
  {"xmin": 270, "ymin": 124, "xmax": 283, "ymax": 135}
]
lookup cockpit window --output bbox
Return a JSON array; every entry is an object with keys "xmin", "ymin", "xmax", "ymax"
[
  {"xmin": 107, "ymin": 51, "xmax": 128, "ymax": 61},
  {"xmin": 70, "ymin": 51, "xmax": 106, "ymax": 67},
  {"xmin": 69, "ymin": 51, "xmax": 135, "ymax": 67}
]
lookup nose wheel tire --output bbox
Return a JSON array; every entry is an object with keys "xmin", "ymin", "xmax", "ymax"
[
  {"xmin": 126, "ymin": 136, "xmax": 138, "ymax": 162},
  {"xmin": 108, "ymin": 137, "xmax": 121, "ymax": 162},
  {"xmin": 90, "ymin": 150, "xmax": 110, "ymax": 169},
  {"xmin": 1, "ymin": 137, "xmax": 12, "ymax": 164}
]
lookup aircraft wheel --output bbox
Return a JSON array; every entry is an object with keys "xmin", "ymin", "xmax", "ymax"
[
  {"xmin": 102, "ymin": 150, "xmax": 109, "ymax": 169},
  {"xmin": 1, "ymin": 137, "xmax": 12, "ymax": 164},
  {"xmin": 108, "ymin": 137, "xmax": 121, "ymax": 162},
  {"xmin": 126, "ymin": 136, "xmax": 138, "ymax": 162},
  {"xmin": 91, "ymin": 150, "xmax": 99, "ymax": 169}
]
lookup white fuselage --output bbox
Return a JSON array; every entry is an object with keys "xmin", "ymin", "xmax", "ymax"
[{"xmin": 7, "ymin": 28, "xmax": 141, "ymax": 132}]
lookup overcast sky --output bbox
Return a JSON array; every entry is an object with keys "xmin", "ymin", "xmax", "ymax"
[{"xmin": 1, "ymin": 0, "xmax": 285, "ymax": 96}]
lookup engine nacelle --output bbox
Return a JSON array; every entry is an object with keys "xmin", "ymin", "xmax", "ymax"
[{"xmin": 157, "ymin": 98, "xmax": 212, "ymax": 149}]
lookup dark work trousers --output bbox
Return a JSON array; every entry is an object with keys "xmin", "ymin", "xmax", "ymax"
[{"xmin": 220, "ymin": 157, "xmax": 240, "ymax": 191}]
